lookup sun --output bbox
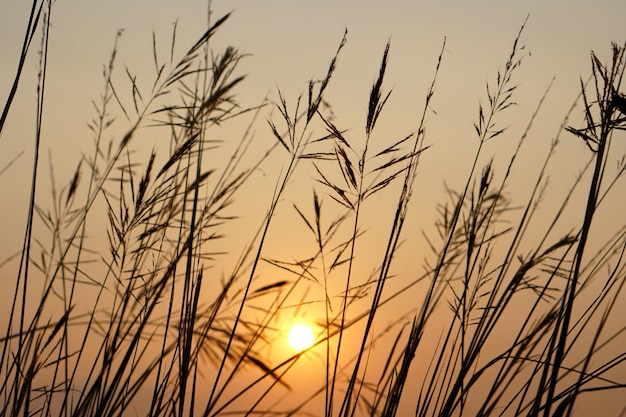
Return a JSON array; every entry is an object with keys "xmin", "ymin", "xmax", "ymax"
[{"xmin": 287, "ymin": 323, "xmax": 315, "ymax": 351}]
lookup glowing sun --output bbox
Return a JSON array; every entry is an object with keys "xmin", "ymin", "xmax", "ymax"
[{"xmin": 287, "ymin": 323, "xmax": 315, "ymax": 351}]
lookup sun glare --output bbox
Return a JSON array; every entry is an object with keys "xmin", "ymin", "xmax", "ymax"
[{"xmin": 287, "ymin": 323, "xmax": 315, "ymax": 351}]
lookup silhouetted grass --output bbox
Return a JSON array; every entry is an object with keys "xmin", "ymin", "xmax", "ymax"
[{"xmin": 1, "ymin": 3, "xmax": 626, "ymax": 416}]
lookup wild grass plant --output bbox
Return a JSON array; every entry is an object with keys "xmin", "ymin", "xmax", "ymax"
[{"xmin": 1, "ymin": 2, "xmax": 626, "ymax": 416}]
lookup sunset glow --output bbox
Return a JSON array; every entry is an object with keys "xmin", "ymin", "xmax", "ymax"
[{"xmin": 2, "ymin": 1, "xmax": 625, "ymax": 415}]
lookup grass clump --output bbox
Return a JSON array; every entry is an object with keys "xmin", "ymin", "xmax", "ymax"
[{"xmin": 1, "ymin": 2, "xmax": 626, "ymax": 416}]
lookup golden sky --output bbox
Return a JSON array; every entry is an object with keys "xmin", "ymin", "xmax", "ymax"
[{"xmin": 2, "ymin": 0, "xmax": 625, "ymax": 268}]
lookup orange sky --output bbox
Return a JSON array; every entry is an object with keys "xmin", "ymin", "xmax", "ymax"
[
  {"xmin": 2, "ymin": 1, "xmax": 625, "ymax": 223},
  {"xmin": 1, "ymin": 1, "xmax": 626, "ymax": 415}
]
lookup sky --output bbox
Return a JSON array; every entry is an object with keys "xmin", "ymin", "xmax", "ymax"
[
  {"xmin": 1, "ymin": 0, "xmax": 626, "ymax": 415},
  {"xmin": 2, "ymin": 0, "xmax": 625, "ymax": 211}
]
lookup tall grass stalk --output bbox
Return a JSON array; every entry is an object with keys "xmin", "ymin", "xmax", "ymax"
[
  {"xmin": 542, "ymin": 42, "xmax": 626, "ymax": 417},
  {"xmin": 3, "ymin": 3, "xmax": 51, "ymax": 415}
]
